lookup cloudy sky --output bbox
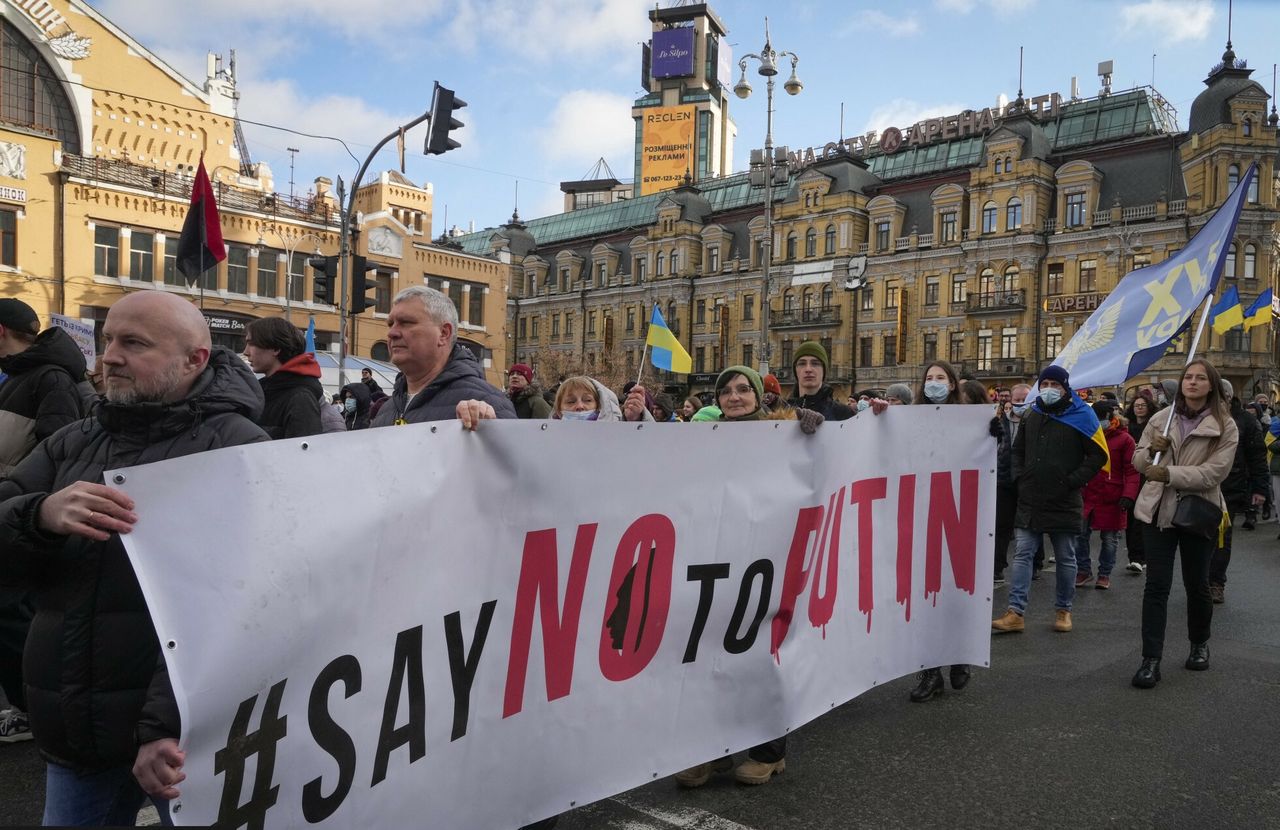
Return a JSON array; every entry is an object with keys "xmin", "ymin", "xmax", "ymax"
[{"xmin": 89, "ymin": 0, "xmax": 1278, "ymax": 235}]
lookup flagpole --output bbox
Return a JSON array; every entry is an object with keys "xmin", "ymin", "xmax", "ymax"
[
  {"xmin": 636, "ymin": 342, "xmax": 649, "ymax": 387},
  {"xmin": 1153, "ymin": 293, "xmax": 1215, "ymax": 464}
]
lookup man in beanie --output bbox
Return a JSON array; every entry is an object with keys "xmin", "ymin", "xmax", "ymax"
[
  {"xmin": 993, "ymin": 364, "xmax": 1107, "ymax": 634},
  {"xmin": 788, "ymin": 340, "xmax": 854, "ymax": 421},
  {"xmin": 761, "ymin": 373, "xmax": 783, "ymax": 411},
  {"xmin": 506, "ymin": 363, "xmax": 551, "ymax": 419}
]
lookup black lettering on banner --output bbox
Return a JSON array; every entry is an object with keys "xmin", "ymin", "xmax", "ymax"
[
  {"xmin": 371, "ymin": 626, "xmax": 426, "ymax": 787},
  {"xmin": 445, "ymin": 600, "xmax": 497, "ymax": 741},
  {"xmin": 723, "ymin": 559, "xmax": 774, "ymax": 655},
  {"xmin": 301, "ymin": 655, "xmax": 362, "ymax": 824},
  {"xmin": 213, "ymin": 679, "xmax": 288, "ymax": 830},
  {"xmin": 683, "ymin": 563, "xmax": 730, "ymax": 663}
]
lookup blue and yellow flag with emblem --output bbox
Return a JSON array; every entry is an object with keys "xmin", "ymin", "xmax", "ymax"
[
  {"xmin": 1033, "ymin": 394, "xmax": 1111, "ymax": 474},
  {"xmin": 1051, "ymin": 163, "xmax": 1257, "ymax": 389}
]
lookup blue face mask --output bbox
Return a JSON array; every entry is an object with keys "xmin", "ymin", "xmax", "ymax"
[
  {"xmin": 856, "ymin": 399, "xmax": 870, "ymax": 412},
  {"xmin": 1039, "ymin": 388, "xmax": 1063, "ymax": 406},
  {"xmin": 924, "ymin": 380, "xmax": 950, "ymax": 403},
  {"xmin": 1012, "ymin": 403, "xmax": 1031, "ymax": 417},
  {"xmin": 343, "ymin": 398, "xmax": 356, "ymax": 413},
  {"xmin": 560, "ymin": 409, "xmax": 598, "ymax": 421}
]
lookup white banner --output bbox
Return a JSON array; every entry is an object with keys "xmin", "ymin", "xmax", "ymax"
[
  {"xmin": 49, "ymin": 312, "xmax": 96, "ymax": 363},
  {"xmin": 116, "ymin": 407, "xmax": 995, "ymax": 829}
]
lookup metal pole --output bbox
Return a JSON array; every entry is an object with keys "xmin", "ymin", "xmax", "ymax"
[
  {"xmin": 284, "ymin": 236, "xmax": 294, "ymax": 323},
  {"xmin": 759, "ymin": 73, "xmax": 775, "ymax": 377},
  {"xmin": 337, "ymin": 176, "xmax": 349, "ymax": 389}
]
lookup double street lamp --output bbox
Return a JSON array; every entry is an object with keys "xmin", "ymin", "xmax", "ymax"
[
  {"xmin": 257, "ymin": 229, "xmax": 326, "ymax": 321},
  {"xmin": 735, "ymin": 18, "xmax": 801, "ymax": 377}
]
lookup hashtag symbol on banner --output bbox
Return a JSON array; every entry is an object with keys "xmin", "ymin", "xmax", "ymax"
[{"xmin": 213, "ymin": 679, "xmax": 288, "ymax": 830}]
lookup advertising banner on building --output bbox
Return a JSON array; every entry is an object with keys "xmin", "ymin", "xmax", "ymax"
[
  {"xmin": 118, "ymin": 408, "xmax": 994, "ymax": 829},
  {"xmin": 639, "ymin": 104, "xmax": 697, "ymax": 196},
  {"xmin": 651, "ymin": 27, "xmax": 696, "ymax": 79},
  {"xmin": 49, "ymin": 312, "xmax": 95, "ymax": 362}
]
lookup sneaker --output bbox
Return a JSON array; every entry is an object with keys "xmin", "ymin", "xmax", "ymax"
[
  {"xmin": 0, "ymin": 709, "xmax": 32, "ymax": 743},
  {"xmin": 1095, "ymin": 576, "xmax": 1111, "ymax": 590},
  {"xmin": 1126, "ymin": 562, "xmax": 1146, "ymax": 574},
  {"xmin": 992, "ymin": 609, "xmax": 1025, "ymax": 633},
  {"xmin": 1054, "ymin": 610, "xmax": 1073, "ymax": 632},
  {"xmin": 1047, "ymin": 555, "xmax": 1056, "ymax": 564},
  {"xmin": 1075, "ymin": 572, "xmax": 1093, "ymax": 587},
  {"xmin": 993, "ymin": 572, "xmax": 1007, "ymax": 587},
  {"xmin": 674, "ymin": 757, "xmax": 733, "ymax": 788},
  {"xmin": 1210, "ymin": 584, "xmax": 1225, "ymax": 604},
  {"xmin": 734, "ymin": 757, "xmax": 785, "ymax": 785}
]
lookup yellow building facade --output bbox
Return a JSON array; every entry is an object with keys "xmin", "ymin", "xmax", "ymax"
[{"xmin": 1, "ymin": 0, "xmax": 508, "ymax": 388}]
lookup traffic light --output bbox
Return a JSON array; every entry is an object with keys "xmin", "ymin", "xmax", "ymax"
[
  {"xmin": 350, "ymin": 255, "xmax": 378, "ymax": 314},
  {"xmin": 425, "ymin": 82, "xmax": 466, "ymax": 156},
  {"xmin": 310, "ymin": 255, "xmax": 337, "ymax": 305}
]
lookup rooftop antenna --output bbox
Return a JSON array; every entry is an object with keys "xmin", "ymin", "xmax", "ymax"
[
  {"xmin": 1271, "ymin": 64, "xmax": 1278, "ymax": 127},
  {"xmin": 839, "ymin": 102, "xmax": 845, "ymax": 143},
  {"xmin": 512, "ymin": 180, "xmax": 520, "ymax": 224},
  {"xmin": 286, "ymin": 147, "xmax": 299, "ymax": 200},
  {"xmin": 1151, "ymin": 53, "xmax": 1156, "ymax": 87}
]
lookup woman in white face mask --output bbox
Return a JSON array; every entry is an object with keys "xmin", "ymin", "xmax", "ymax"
[
  {"xmin": 915, "ymin": 361, "xmax": 963, "ymax": 406},
  {"xmin": 551, "ymin": 376, "xmax": 624, "ymax": 422}
]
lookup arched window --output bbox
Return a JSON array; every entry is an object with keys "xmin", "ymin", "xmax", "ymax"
[
  {"xmin": 824, "ymin": 224, "xmax": 836, "ymax": 254},
  {"xmin": 667, "ymin": 300, "xmax": 678, "ymax": 332},
  {"xmin": 1243, "ymin": 118, "xmax": 1253, "ymax": 137},
  {"xmin": 655, "ymin": 251, "xmax": 665, "ymax": 276},
  {"xmin": 371, "ymin": 341, "xmax": 390, "ymax": 361},
  {"xmin": 1228, "ymin": 164, "xmax": 1240, "ymax": 193},
  {"xmin": 982, "ymin": 201, "xmax": 998, "ymax": 233},
  {"xmin": 805, "ymin": 228, "xmax": 817, "ymax": 257},
  {"xmin": 1005, "ymin": 156, "xmax": 1012, "ymax": 171},
  {"xmin": 0, "ymin": 19, "xmax": 82, "ymax": 154},
  {"xmin": 1003, "ymin": 265, "xmax": 1020, "ymax": 292},
  {"xmin": 670, "ymin": 250, "xmax": 679, "ymax": 274},
  {"xmin": 1225, "ymin": 244, "xmax": 1237, "ymax": 278},
  {"xmin": 979, "ymin": 267, "xmax": 996, "ymax": 295},
  {"xmin": 1247, "ymin": 173, "xmax": 1259, "ymax": 204},
  {"xmin": 821, "ymin": 284, "xmax": 833, "ymax": 310},
  {"xmin": 785, "ymin": 232, "xmax": 798, "ymax": 260},
  {"xmin": 783, "ymin": 289, "xmax": 796, "ymax": 314},
  {"xmin": 994, "ymin": 158, "xmax": 1002, "ymax": 174},
  {"xmin": 1006, "ymin": 197, "xmax": 1022, "ymax": 231},
  {"xmin": 1244, "ymin": 243, "xmax": 1257, "ymax": 278},
  {"xmin": 802, "ymin": 288, "xmax": 814, "ymax": 319}
]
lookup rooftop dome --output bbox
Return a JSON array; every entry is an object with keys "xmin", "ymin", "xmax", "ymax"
[{"xmin": 1189, "ymin": 45, "xmax": 1269, "ymax": 135}]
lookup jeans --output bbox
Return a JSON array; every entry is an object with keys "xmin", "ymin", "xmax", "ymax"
[
  {"xmin": 1141, "ymin": 524, "xmax": 1213, "ymax": 659},
  {"xmin": 749, "ymin": 737, "xmax": 786, "ymax": 764},
  {"xmin": 1008, "ymin": 529, "xmax": 1077, "ymax": 614},
  {"xmin": 43, "ymin": 762, "xmax": 172, "ymax": 827},
  {"xmin": 1075, "ymin": 523, "xmax": 1119, "ymax": 579}
]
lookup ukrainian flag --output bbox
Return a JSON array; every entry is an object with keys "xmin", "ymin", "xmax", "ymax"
[
  {"xmin": 1035, "ymin": 393, "xmax": 1111, "ymax": 474},
  {"xmin": 1211, "ymin": 284, "xmax": 1244, "ymax": 334},
  {"xmin": 646, "ymin": 305, "xmax": 692, "ymax": 374},
  {"xmin": 1244, "ymin": 289, "xmax": 1274, "ymax": 330}
]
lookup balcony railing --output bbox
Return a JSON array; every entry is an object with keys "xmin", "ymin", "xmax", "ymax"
[
  {"xmin": 1042, "ymin": 218, "xmax": 1057, "ymax": 233},
  {"xmin": 961, "ymin": 357, "xmax": 1027, "ymax": 378},
  {"xmin": 895, "ymin": 236, "xmax": 911, "ymax": 251},
  {"xmin": 917, "ymin": 233, "xmax": 934, "ymax": 248},
  {"xmin": 773, "ymin": 308, "xmax": 842, "ymax": 328},
  {"xmin": 965, "ymin": 290, "xmax": 1026, "ymax": 313},
  {"xmin": 1169, "ymin": 199, "xmax": 1187, "ymax": 216},
  {"xmin": 1093, "ymin": 210, "xmax": 1112, "ymax": 226},
  {"xmin": 1124, "ymin": 204, "xmax": 1158, "ymax": 221}
]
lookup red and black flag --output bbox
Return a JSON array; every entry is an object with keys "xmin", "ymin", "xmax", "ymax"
[{"xmin": 176, "ymin": 159, "xmax": 226, "ymax": 283}]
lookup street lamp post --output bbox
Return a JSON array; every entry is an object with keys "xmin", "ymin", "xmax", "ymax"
[
  {"xmin": 735, "ymin": 18, "xmax": 801, "ymax": 377},
  {"xmin": 258, "ymin": 229, "xmax": 326, "ymax": 322}
]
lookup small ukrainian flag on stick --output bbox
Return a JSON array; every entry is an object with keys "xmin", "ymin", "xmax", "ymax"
[{"xmin": 640, "ymin": 304, "xmax": 692, "ymax": 384}]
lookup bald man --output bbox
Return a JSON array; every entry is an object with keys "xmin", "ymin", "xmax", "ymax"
[{"xmin": 0, "ymin": 292, "xmax": 268, "ymax": 826}]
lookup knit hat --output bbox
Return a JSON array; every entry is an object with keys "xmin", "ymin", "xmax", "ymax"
[
  {"xmin": 762, "ymin": 373, "xmax": 782, "ymax": 396},
  {"xmin": 885, "ymin": 382, "xmax": 914, "ymax": 405},
  {"xmin": 0, "ymin": 298, "xmax": 39, "ymax": 336},
  {"xmin": 1220, "ymin": 378, "xmax": 1233, "ymax": 400},
  {"xmin": 715, "ymin": 364, "xmax": 764, "ymax": 404},
  {"xmin": 508, "ymin": 363, "xmax": 533, "ymax": 383},
  {"xmin": 793, "ymin": 341, "xmax": 829, "ymax": 375},
  {"xmin": 690, "ymin": 405, "xmax": 722, "ymax": 422},
  {"xmin": 1092, "ymin": 400, "xmax": 1118, "ymax": 421},
  {"xmin": 1037, "ymin": 364, "xmax": 1071, "ymax": 391}
]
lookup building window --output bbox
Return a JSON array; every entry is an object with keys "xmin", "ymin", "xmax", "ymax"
[
  {"xmin": 994, "ymin": 158, "xmax": 1003, "ymax": 174},
  {"xmin": 883, "ymin": 334, "xmax": 897, "ymax": 366},
  {"xmin": 587, "ymin": 311, "xmax": 597, "ymax": 336},
  {"xmin": 786, "ymin": 232, "xmax": 797, "ymax": 261},
  {"xmin": 805, "ymin": 228, "xmax": 817, "ymax": 258},
  {"xmin": 1079, "ymin": 259, "xmax": 1097, "ymax": 292},
  {"xmin": 696, "ymin": 299, "xmax": 706, "ymax": 324},
  {"xmin": 783, "ymin": 289, "xmax": 796, "ymax": 315},
  {"xmin": 875, "ymin": 221, "xmax": 890, "ymax": 252},
  {"xmin": 469, "ymin": 285, "xmax": 484, "ymax": 326},
  {"xmin": 951, "ymin": 275, "xmax": 967, "ymax": 305},
  {"xmin": 559, "ymin": 267, "xmax": 570, "ymax": 291},
  {"xmin": 859, "ymin": 337, "xmax": 873, "ymax": 367},
  {"xmin": 626, "ymin": 307, "xmax": 635, "ymax": 331},
  {"xmin": 596, "ymin": 262, "xmax": 607, "ymax": 286},
  {"xmin": 923, "ymin": 332, "xmax": 938, "ymax": 363},
  {"xmin": 375, "ymin": 272, "xmax": 392, "ymax": 314},
  {"xmin": 821, "ymin": 285, "xmax": 833, "ymax": 310},
  {"xmin": 824, "ymin": 224, "xmax": 836, "ymax": 254},
  {"xmin": 976, "ymin": 331, "xmax": 993, "ymax": 371},
  {"xmin": 1065, "ymin": 192, "xmax": 1087, "ymax": 228},
  {"xmin": 1244, "ymin": 244, "xmax": 1257, "ymax": 279},
  {"xmin": 780, "ymin": 340, "xmax": 793, "ymax": 368},
  {"xmin": 255, "ymin": 248, "xmax": 277, "ymax": 295},
  {"xmin": 1003, "ymin": 265, "xmax": 1020, "ymax": 292},
  {"xmin": 1247, "ymin": 173, "xmax": 1259, "ymax": 204},
  {"xmin": 1006, "ymin": 197, "xmax": 1022, "ymax": 231},
  {"xmin": 923, "ymin": 276, "xmax": 939, "ymax": 306},
  {"xmin": 565, "ymin": 313, "xmax": 574, "ymax": 338},
  {"xmin": 982, "ymin": 201, "xmax": 997, "ymax": 233},
  {"xmin": 0, "ymin": 18, "xmax": 82, "ymax": 153},
  {"xmin": 226, "ymin": 244, "xmax": 249, "ymax": 294},
  {"xmin": 940, "ymin": 212, "xmax": 957, "ymax": 242},
  {"xmin": 1225, "ymin": 244, "xmax": 1237, "ymax": 278},
  {"xmin": 1243, "ymin": 118, "xmax": 1253, "ymax": 137},
  {"xmin": 289, "ymin": 252, "xmax": 307, "ymax": 302},
  {"xmin": 695, "ymin": 346, "xmax": 706, "ymax": 373},
  {"xmin": 949, "ymin": 332, "xmax": 965, "ymax": 364},
  {"xmin": 163, "ymin": 237, "xmax": 182, "ymax": 286},
  {"xmin": 94, "ymin": 225, "xmax": 119, "ymax": 277},
  {"xmin": 670, "ymin": 250, "xmax": 679, "ymax": 274},
  {"xmin": 635, "ymin": 257, "xmax": 647, "ymax": 283},
  {"xmin": 531, "ymin": 317, "xmax": 539, "ymax": 338},
  {"xmin": 1225, "ymin": 327, "xmax": 1248, "ymax": 352},
  {"xmin": 978, "ymin": 267, "xmax": 996, "ymax": 295},
  {"xmin": 1045, "ymin": 325, "xmax": 1063, "ymax": 358},
  {"xmin": 754, "ymin": 238, "xmax": 765, "ymax": 267},
  {"xmin": 667, "ymin": 301, "xmax": 679, "ymax": 335},
  {"xmin": 1046, "ymin": 263, "xmax": 1064, "ymax": 295},
  {"xmin": 885, "ymin": 283, "xmax": 899, "ymax": 309},
  {"xmin": 708, "ymin": 245, "xmax": 720, "ymax": 273},
  {"xmin": 1132, "ymin": 254, "xmax": 1151, "ymax": 270},
  {"xmin": 1000, "ymin": 326, "xmax": 1018, "ymax": 359},
  {"xmin": 742, "ymin": 343, "xmax": 753, "ymax": 367},
  {"xmin": 743, "ymin": 294, "xmax": 754, "ymax": 321},
  {"xmin": 711, "ymin": 346, "xmax": 720, "ymax": 370},
  {"xmin": 551, "ymin": 314, "xmax": 560, "ymax": 337},
  {"xmin": 1228, "ymin": 163, "xmax": 1240, "ymax": 193},
  {"xmin": 129, "ymin": 231, "xmax": 154, "ymax": 281},
  {"xmin": 519, "ymin": 317, "xmax": 527, "ymax": 338}
]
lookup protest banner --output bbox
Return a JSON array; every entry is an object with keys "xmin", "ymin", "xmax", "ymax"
[
  {"xmin": 49, "ymin": 312, "xmax": 96, "ymax": 363},
  {"xmin": 116, "ymin": 406, "xmax": 995, "ymax": 828}
]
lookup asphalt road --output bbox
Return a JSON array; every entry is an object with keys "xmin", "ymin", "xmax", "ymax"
[{"xmin": 1, "ymin": 527, "xmax": 1277, "ymax": 829}]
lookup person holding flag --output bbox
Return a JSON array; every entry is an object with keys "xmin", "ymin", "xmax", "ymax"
[
  {"xmin": 622, "ymin": 304, "xmax": 691, "ymax": 422},
  {"xmin": 993, "ymin": 365, "xmax": 1109, "ymax": 635}
]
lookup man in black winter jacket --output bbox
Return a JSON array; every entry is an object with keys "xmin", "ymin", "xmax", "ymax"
[
  {"xmin": 0, "ymin": 292, "xmax": 267, "ymax": 825},
  {"xmin": 1210, "ymin": 380, "xmax": 1268, "ymax": 602},
  {"xmin": 786, "ymin": 340, "xmax": 854, "ymax": 421},
  {"xmin": 244, "ymin": 316, "xmax": 323, "ymax": 439}
]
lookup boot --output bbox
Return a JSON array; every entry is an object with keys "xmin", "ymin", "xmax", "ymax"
[
  {"xmin": 992, "ymin": 609, "xmax": 1025, "ymax": 633},
  {"xmin": 674, "ymin": 757, "xmax": 732, "ymax": 788},
  {"xmin": 1132, "ymin": 657, "xmax": 1161, "ymax": 688},
  {"xmin": 1185, "ymin": 642, "xmax": 1210, "ymax": 671},
  {"xmin": 1054, "ymin": 609, "xmax": 1073, "ymax": 632},
  {"xmin": 949, "ymin": 665, "xmax": 971, "ymax": 691},
  {"xmin": 733, "ymin": 757, "xmax": 785, "ymax": 785},
  {"xmin": 909, "ymin": 668, "xmax": 944, "ymax": 702}
]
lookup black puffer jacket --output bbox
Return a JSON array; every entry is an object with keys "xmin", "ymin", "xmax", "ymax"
[
  {"xmin": 257, "ymin": 354, "xmax": 323, "ymax": 439},
  {"xmin": 0, "ymin": 348, "xmax": 268, "ymax": 771},
  {"xmin": 1012, "ymin": 399, "xmax": 1109, "ymax": 533},
  {"xmin": 1221, "ymin": 400, "xmax": 1268, "ymax": 510},
  {"xmin": 787, "ymin": 385, "xmax": 854, "ymax": 422},
  {"xmin": 0, "ymin": 327, "xmax": 87, "ymax": 475},
  {"xmin": 372, "ymin": 343, "xmax": 516, "ymax": 425}
]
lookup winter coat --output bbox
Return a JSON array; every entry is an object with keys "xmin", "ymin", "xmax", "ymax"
[
  {"xmin": 1133, "ymin": 406, "xmax": 1239, "ymax": 529},
  {"xmin": 342, "ymin": 381, "xmax": 372, "ymax": 430},
  {"xmin": 1011, "ymin": 401, "xmax": 1109, "ymax": 533},
  {"xmin": 995, "ymin": 412, "xmax": 1023, "ymax": 487},
  {"xmin": 1082, "ymin": 425, "xmax": 1140, "ymax": 531},
  {"xmin": 371, "ymin": 343, "xmax": 516, "ymax": 426},
  {"xmin": 257, "ymin": 353, "xmax": 323, "ymax": 439},
  {"xmin": 787, "ymin": 385, "xmax": 854, "ymax": 422},
  {"xmin": 0, "ymin": 328, "xmax": 87, "ymax": 475},
  {"xmin": 1220, "ymin": 402, "xmax": 1268, "ymax": 510},
  {"xmin": 1269, "ymin": 417, "xmax": 1280, "ymax": 476},
  {"xmin": 511, "ymin": 384, "xmax": 552, "ymax": 419},
  {"xmin": 0, "ymin": 348, "xmax": 268, "ymax": 771}
]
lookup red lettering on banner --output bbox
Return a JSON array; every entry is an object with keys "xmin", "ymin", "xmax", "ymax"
[
  {"xmin": 807, "ymin": 487, "xmax": 845, "ymax": 637},
  {"xmin": 769, "ymin": 506, "xmax": 823, "ymax": 663},
  {"xmin": 502, "ymin": 525, "xmax": 597, "ymax": 718},
  {"xmin": 849, "ymin": 478, "xmax": 887, "ymax": 632},
  {"xmin": 925, "ymin": 470, "xmax": 980, "ymax": 605},
  {"xmin": 896, "ymin": 475, "xmax": 917, "ymax": 621},
  {"xmin": 599, "ymin": 514, "xmax": 676, "ymax": 682}
]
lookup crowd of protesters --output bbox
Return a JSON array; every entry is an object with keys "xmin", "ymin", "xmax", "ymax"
[{"xmin": 0, "ymin": 286, "xmax": 1274, "ymax": 825}]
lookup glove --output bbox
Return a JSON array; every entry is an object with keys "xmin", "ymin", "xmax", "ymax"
[
  {"xmin": 1148, "ymin": 433, "xmax": 1171, "ymax": 453},
  {"xmin": 796, "ymin": 408, "xmax": 825, "ymax": 435},
  {"xmin": 989, "ymin": 416, "xmax": 1003, "ymax": 438},
  {"xmin": 1117, "ymin": 497, "xmax": 1135, "ymax": 511},
  {"xmin": 1145, "ymin": 465, "xmax": 1170, "ymax": 483}
]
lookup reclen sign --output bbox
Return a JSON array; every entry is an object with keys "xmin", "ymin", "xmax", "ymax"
[
  {"xmin": 639, "ymin": 104, "xmax": 696, "ymax": 196},
  {"xmin": 651, "ymin": 27, "xmax": 696, "ymax": 79}
]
